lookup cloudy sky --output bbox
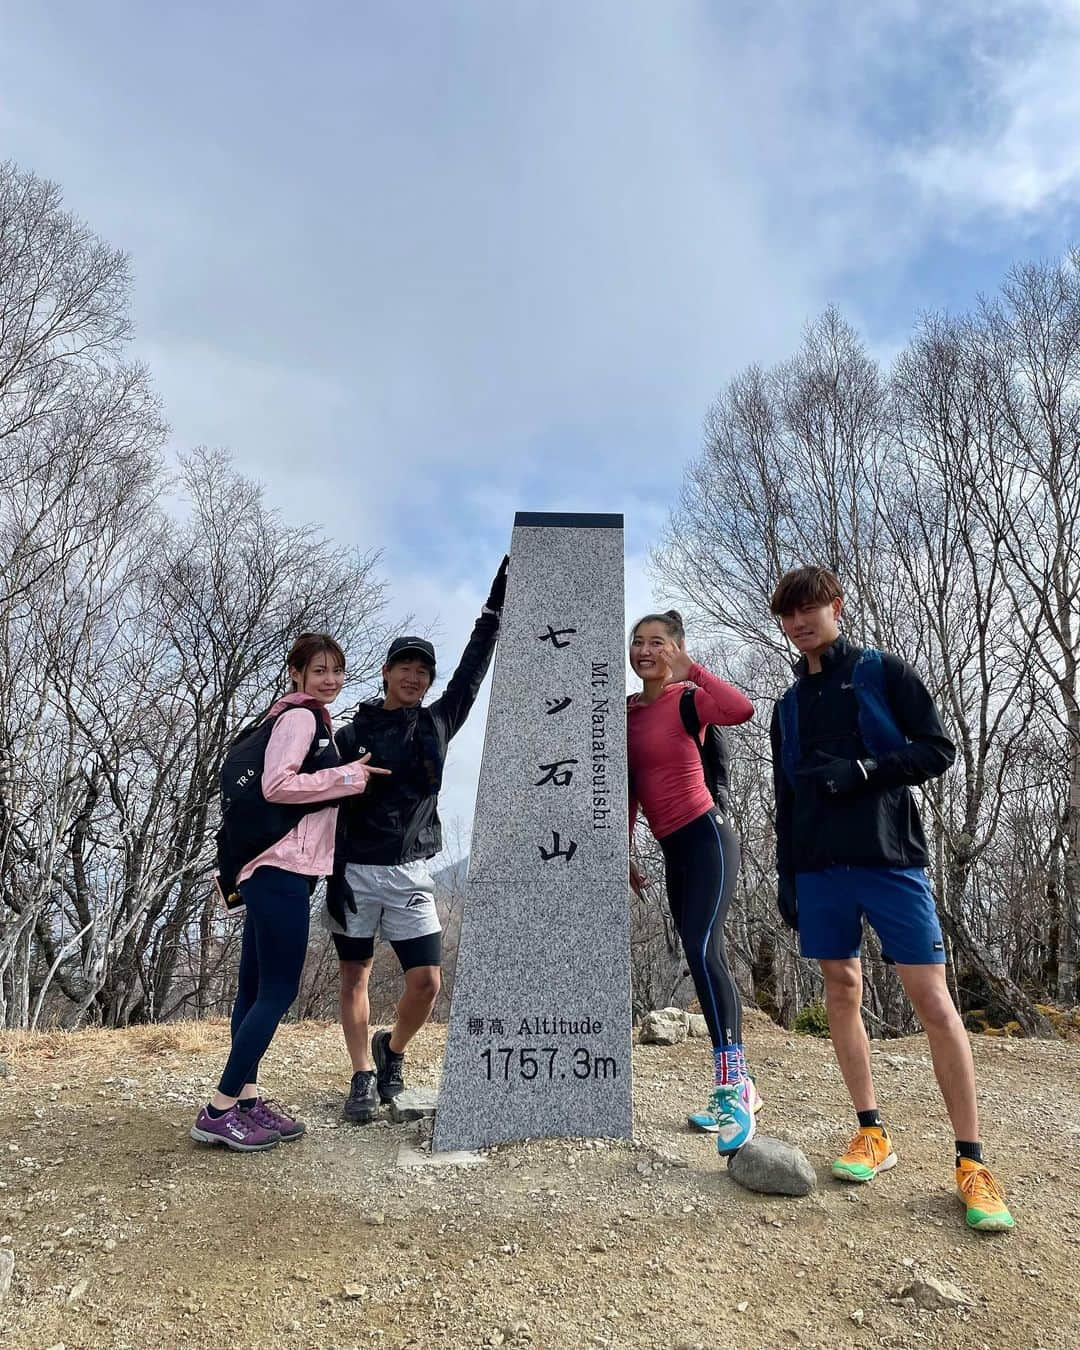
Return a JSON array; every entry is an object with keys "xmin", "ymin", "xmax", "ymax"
[{"xmin": 3, "ymin": 0, "xmax": 1080, "ymax": 850}]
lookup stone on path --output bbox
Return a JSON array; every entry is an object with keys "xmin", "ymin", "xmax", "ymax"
[
  {"xmin": 389, "ymin": 1088, "xmax": 438, "ymax": 1122},
  {"xmin": 0, "ymin": 1248, "xmax": 14, "ymax": 1300},
  {"xmin": 639, "ymin": 1008, "xmax": 688, "ymax": 1045},
  {"xmin": 727, "ymin": 1135, "xmax": 817, "ymax": 1196},
  {"xmin": 686, "ymin": 1013, "xmax": 709, "ymax": 1038},
  {"xmin": 896, "ymin": 1276, "xmax": 971, "ymax": 1311}
]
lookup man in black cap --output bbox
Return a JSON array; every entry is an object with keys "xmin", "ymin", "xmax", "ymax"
[{"xmin": 327, "ymin": 557, "xmax": 508, "ymax": 1121}]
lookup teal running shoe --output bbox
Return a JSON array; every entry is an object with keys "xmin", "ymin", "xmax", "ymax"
[
  {"xmin": 711, "ymin": 1080, "xmax": 757, "ymax": 1156},
  {"xmin": 688, "ymin": 1076, "xmax": 763, "ymax": 1134}
]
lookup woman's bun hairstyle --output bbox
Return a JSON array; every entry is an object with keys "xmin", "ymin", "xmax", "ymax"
[{"xmin": 630, "ymin": 610, "xmax": 686, "ymax": 644}]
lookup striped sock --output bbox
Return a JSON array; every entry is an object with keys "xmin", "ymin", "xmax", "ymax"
[{"xmin": 713, "ymin": 1044, "xmax": 745, "ymax": 1086}]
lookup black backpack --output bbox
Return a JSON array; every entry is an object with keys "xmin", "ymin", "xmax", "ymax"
[
  {"xmin": 678, "ymin": 687, "xmax": 731, "ymax": 815},
  {"xmin": 214, "ymin": 699, "xmax": 340, "ymax": 907}
]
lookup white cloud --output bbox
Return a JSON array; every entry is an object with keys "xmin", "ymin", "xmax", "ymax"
[{"xmin": 898, "ymin": 1, "xmax": 1080, "ymax": 217}]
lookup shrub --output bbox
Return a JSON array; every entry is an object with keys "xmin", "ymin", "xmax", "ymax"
[{"xmin": 792, "ymin": 1001, "xmax": 830, "ymax": 1038}]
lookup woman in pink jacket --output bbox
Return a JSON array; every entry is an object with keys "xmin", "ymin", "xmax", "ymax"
[{"xmin": 192, "ymin": 633, "xmax": 387, "ymax": 1152}]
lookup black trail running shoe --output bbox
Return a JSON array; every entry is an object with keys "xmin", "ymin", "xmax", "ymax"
[
  {"xmin": 372, "ymin": 1028, "xmax": 406, "ymax": 1103},
  {"xmin": 343, "ymin": 1069, "xmax": 378, "ymax": 1123}
]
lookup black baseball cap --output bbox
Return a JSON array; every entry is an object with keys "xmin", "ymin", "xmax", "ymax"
[{"xmin": 385, "ymin": 635, "xmax": 436, "ymax": 675}]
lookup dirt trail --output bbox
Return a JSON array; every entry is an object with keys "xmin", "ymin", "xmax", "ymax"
[{"xmin": 0, "ymin": 1012, "xmax": 1076, "ymax": 1349}]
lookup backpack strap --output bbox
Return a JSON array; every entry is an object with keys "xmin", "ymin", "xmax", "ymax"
[
  {"xmin": 679, "ymin": 688, "xmax": 708, "ymax": 779},
  {"xmin": 851, "ymin": 649, "xmax": 907, "ymax": 758},
  {"xmin": 228, "ymin": 695, "xmax": 327, "ymax": 750},
  {"xmin": 678, "ymin": 686, "xmax": 701, "ymax": 740}
]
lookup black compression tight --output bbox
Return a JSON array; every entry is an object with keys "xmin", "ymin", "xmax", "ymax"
[
  {"xmin": 218, "ymin": 866, "xmax": 310, "ymax": 1097},
  {"xmin": 659, "ymin": 809, "xmax": 742, "ymax": 1048}
]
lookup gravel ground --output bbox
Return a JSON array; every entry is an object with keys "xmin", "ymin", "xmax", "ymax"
[{"xmin": 0, "ymin": 1010, "xmax": 1076, "ymax": 1349}]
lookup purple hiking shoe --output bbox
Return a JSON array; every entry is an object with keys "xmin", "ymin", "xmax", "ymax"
[
  {"xmin": 242, "ymin": 1097, "xmax": 306, "ymax": 1141},
  {"xmin": 189, "ymin": 1104, "xmax": 280, "ymax": 1151}
]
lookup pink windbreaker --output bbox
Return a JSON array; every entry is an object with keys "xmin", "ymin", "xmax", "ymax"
[{"xmin": 236, "ymin": 692, "xmax": 370, "ymax": 886}]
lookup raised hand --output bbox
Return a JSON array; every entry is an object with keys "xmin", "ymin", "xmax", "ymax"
[
  {"xmin": 661, "ymin": 640, "xmax": 694, "ymax": 682},
  {"xmin": 485, "ymin": 555, "xmax": 510, "ymax": 613}
]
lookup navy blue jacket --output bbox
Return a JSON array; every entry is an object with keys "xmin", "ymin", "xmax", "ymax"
[{"xmin": 769, "ymin": 636, "xmax": 955, "ymax": 875}]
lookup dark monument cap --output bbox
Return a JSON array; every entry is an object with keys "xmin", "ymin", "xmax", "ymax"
[{"xmin": 385, "ymin": 635, "xmax": 437, "ymax": 673}]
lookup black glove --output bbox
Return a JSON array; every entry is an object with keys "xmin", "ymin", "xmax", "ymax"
[
  {"xmin": 777, "ymin": 873, "xmax": 798, "ymax": 931},
  {"xmin": 797, "ymin": 753, "xmax": 873, "ymax": 796},
  {"xmin": 325, "ymin": 871, "xmax": 357, "ymax": 930},
  {"xmin": 484, "ymin": 555, "xmax": 509, "ymax": 613}
]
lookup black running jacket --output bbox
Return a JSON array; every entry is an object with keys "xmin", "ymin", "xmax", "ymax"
[{"xmin": 335, "ymin": 609, "xmax": 498, "ymax": 865}]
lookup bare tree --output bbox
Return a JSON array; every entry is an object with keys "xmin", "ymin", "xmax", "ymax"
[
  {"xmin": 0, "ymin": 163, "xmax": 394, "ymax": 1029},
  {"xmin": 655, "ymin": 286, "xmax": 1074, "ymax": 1037},
  {"xmin": 973, "ymin": 258, "xmax": 1080, "ymax": 1004}
]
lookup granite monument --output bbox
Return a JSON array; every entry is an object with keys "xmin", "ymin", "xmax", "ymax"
[{"xmin": 433, "ymin": 512, "xmax": 632, "ymax": 1150}]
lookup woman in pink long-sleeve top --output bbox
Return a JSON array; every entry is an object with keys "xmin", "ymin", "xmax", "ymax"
[
  {"xmin": 627, "ymin": 609, "xmax": 759, "ymax": 1156},
  {"xmin": 191, "ymin": 633, "xmax": 388, "ymax": 1153}
]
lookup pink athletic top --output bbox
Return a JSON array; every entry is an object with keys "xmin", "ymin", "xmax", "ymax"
[
  {"xmin": 237, "ymin": 692, "xmax": 371, "ymax": 885},
  {"xmin": 627, "ymin": 663, "xmax": 754, "ymax": 841}
]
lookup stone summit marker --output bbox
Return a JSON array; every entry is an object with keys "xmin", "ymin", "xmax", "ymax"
[{"xmin": 434, "ymin": 512, "xmax": 631, "ymax": 1151}]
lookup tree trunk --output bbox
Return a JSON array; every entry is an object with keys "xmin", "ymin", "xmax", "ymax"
[
  {"xmin": 750, "ymin": 927, "xmax": 782, "ymax": 1024},
  {"xmin": 942, "ymin": 864, "xmax": 1057, "ymax": 1037},
  {"xmin": 1060, "ymin": 717, "xmax": 1080, "ymax": 1004}
]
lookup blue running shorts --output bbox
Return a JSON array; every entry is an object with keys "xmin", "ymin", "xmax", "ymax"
[{"xmin": 795, "ymin": 865, "xmax": 946, "ymax": 965}]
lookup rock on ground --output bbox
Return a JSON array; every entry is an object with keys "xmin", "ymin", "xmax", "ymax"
[
  {"xmin": 727, "ymin": 1135, "xmax": 817, "ymax": 1196},
  {"xmin": 0, "ymin": 1247, "xmax": 14, "ymax": 1300},
  {"xmin": 639, "ymin": 1008, "xmax": 688, "ymax": 1045},
  {"xmin": 686, "ymin": 1014, "xmax": 709, "ymax": 1038},
  {"xmin": 896, "ymin": 1276, "xmax": 971, "ymax": 1311},
  {"xmin": 388, "ymin": 1087, "xmax": 439, "ymax": 1122}
]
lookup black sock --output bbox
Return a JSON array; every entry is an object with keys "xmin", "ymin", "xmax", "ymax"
[
  {"xmin": 857, "ymin": 1108, "xmax": 882, "ymax": 1130},
  {"xmin": 238, "ymin": 1095, "xmax": 258, "ymax": 1111},
  {"xmin": 206, "ymin": 1102, "xmax": 231, "ymax": 1120},
  {"xmin": 956, "ymin": 1139, "xmax": 983, "ymax": 1166}
]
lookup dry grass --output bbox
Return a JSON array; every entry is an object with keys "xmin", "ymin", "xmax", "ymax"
[
  {"xmin": 0, "ymin": 1016, "xmax": 350, "ymax": 1070},
  {"xmin": 0, "ymin": 1018, "xmax": 234, "ymax": 1070}
]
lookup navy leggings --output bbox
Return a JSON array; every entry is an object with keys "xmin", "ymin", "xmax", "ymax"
[
  {"xmin": 218, "ymin": 867, "xmax": 311, "ymax": 1098},
  {"xmin": 659, "ymin": 809, "xmax": 742, "ymax": 1048}
]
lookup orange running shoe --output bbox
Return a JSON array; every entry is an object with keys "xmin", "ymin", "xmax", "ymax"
[
  {"xmin": 831, "ymin": 1125, "xmax": 896, "ymax": 1182},
  {"xmin": 956, "ymin": 1158, "xmax": 1015, "ymax": 1232}
]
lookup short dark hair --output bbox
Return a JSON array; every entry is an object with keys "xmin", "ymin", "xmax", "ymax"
[
  {"xmin": 630, "ymin": 609, "xmax": 685, "ymax": 644},
  {"xmin": 286, "ymin": 633, "xmax": 346, "ymax": 689},
  {"xmin": 769, "ymin": 567, "xmax": 843, "ymax": 616}
]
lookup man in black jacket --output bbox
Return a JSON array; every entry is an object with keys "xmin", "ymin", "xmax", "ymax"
[
  {"xmin": 328, "ymin": 557, "xmax": 507, "ymax": 1122},
  {"xmin": 769, "ymin": 565, "xmax": 1013, "ymax": 1233}
]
